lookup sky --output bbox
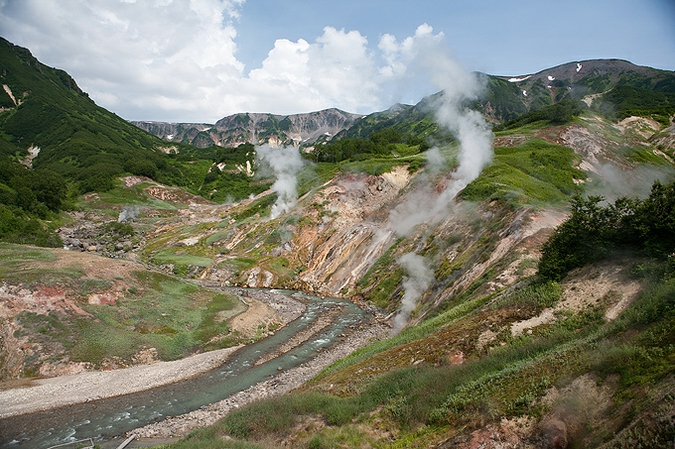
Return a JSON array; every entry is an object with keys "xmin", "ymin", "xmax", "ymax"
[{"xmin": 1, "ymin": 0, "xmax": 674, "ymax": 123}]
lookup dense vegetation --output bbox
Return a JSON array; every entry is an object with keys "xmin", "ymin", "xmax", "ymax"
[
  {"xmin": 596, "ymin": 83, "xmax": 675, "ymax": 126},
  {"xmin": 337, "ymin": 100, "xmax": 443, "ymax": 142},
  {"xmin": 499, "ymin": 99, "xmax": 587, "ymax": 130},
  {"xmin": 312, "ymin": 128, "xmax": 430, "ymax": 163},
  {"xmin": 0, "ymin": 38, "xmax": 182, "ymax": 190},
  {"xmin": 539, "ymin": 179, "xmax": 675, "ymax": 281},
  {"xmin": 0, "ymin": 38, "xmax": 272, "ymax": 245},
  {"xmin": 0, "ymin": 160, "xmax": 66, "ymax": 247}
]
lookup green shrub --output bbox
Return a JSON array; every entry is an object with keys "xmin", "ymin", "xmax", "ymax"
[
  {"xmin": 491, "ymin": 280, "xmax": 562, "ymax": 312},
  {"xmin": 539, "ymin": 180, "xmax": 675, "ymax": 280}
]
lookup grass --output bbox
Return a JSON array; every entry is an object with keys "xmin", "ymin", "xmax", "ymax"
[
  {"xmin": 81, "ymin": 179, "xmax": 181, "ymax": 212},
  {"xmin": 7, "ymin": 260, "xmax": 246, "ymax": 370},
  {"xmin": 69, "ymin": 276, "xmax": 244, "ymax": 363},
  {"xmin": 340, "ymin": 155, "xmax": 422, "ymax": 177},
  {"xmin": 297, "ymin": 163, "xmax": 341, "ymax": 198},
  {"xmin": 232, "ymin": 194, "xmax": 276, "ymax": 221},
  {"xmin": 489, "ymin": 280, "xmax": 562, "ymax": 313},
  {"xmin": 315, "ymin": 292, "xmax": 491, "ymax": 379},
  {"xmin": 459, "ymin": 138, "xmax": 585, "ymax": 205},
  {"xmin": 0, "ymin": 243, "xmax": 56, "ymax": 278},
  {"xmin": 150, "ymin": 250, "xmax": 214, "ymax": 275},
  {"xmin": 355, "ymin": 238, "xmax": 404, "ymax": 309}
]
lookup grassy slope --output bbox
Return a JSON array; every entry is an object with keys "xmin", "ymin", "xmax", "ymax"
[{"xmin": 158, "ymin": 259, "xmax": 675, "ymax": 448}]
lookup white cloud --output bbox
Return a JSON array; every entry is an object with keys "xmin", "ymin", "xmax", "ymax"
[
  {"xmin": 0, "ymin": 2, "xmax": 452, "ymax": 122},
  {"xmin": 241, "ymin": 26, "xmax": 383, "ymax": 115}
]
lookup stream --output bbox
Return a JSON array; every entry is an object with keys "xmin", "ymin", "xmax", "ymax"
[{"xmin": 0, "ymin": 290, "xmax": 369, "ymax": 448}]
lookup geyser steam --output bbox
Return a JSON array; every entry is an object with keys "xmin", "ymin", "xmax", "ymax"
[
  {"xmin": 118, "ymin": 205, "xmax": 140, "ymax": 222},
  {"xmin": 387, "ymin": 36, "xmax": 494, "ymax": 331},
  {"xmin": 256, "ymin": 144, "xmax": 306, "ymax": 219},
  {"xmin": 392, "ymin": 253, "xmax": 434, "ymax": 332},
  {"xmin": 387, "ymin": 49, "xmax": 493, "ymax": 236}
]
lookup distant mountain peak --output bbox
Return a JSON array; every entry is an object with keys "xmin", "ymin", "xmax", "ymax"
[{"xmin": 134, "ymin": 108, "xmax": 363, "ymax": 148}]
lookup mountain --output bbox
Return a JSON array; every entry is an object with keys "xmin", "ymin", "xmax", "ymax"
[
  {"xmin": 132, "ymin": 108, "xmax": 363, "ymax": 148},
  {"xmin": 482, "ymin": 59, "xmax": 675, "ymax": 124},
  {"xmin": 1, "ymin": 38, "xmax": 675, "ymax": 448},
  {"xmin": 135, "ymin": 59, "xmax": 675, "ymax": 152},
  {"xmin": 0, "ymin": 37, "xmax": 220, "ymax": 196},
  {"xmin": 341, "ymin": 59, "xmax": 675, "ymax": 140}
]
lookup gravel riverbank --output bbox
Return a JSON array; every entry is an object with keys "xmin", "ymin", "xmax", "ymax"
[
  {"xmin": 0, "ymin": 346, "xmax": 242, "ymax": 419},
  {"xmin": 131, "ymin": 318, "xmax": 390, "ymax": 440},
  {"xmin": 0, "ymin": 288, "xmax": 304, "ymax": 420}
]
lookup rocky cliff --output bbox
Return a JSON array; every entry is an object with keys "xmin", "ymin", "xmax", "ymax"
[{"xmin": 132, "ymin": 108, "xmax": 362, "ymax": 148}]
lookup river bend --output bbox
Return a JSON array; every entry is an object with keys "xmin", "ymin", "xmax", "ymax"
[{"xmin": 0, "ymin": 289, "xmax": 369, "ymax": 448}]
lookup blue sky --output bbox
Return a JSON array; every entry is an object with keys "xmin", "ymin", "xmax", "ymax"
[
  {"xmin": 236, "ymin": 0, "xmax": 675, "ymax": 75},
  {"xmin": 1, "ymin": 0, "xmax": 673, "ymax": 122}
]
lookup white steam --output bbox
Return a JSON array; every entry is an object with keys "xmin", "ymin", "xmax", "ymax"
[
  {"xmin": 392, "ymin": 253, "xmax": 434, "ymax": 332},
  {"xmin": 256, "ymin": 145, "xmax": 306, "ymax": 219},
  {"xmin": 587, "ymin": 163, "xmax": 675, "ymax": 203},
  {"xmin": 118, "ymin": 205, "xmax": 140, "ymax": 222},
  {"xmin": 385, "ymin": 37, "xmax": 493, "ymax": 331},
  {"xmin": 385, "ymin": 38, "xmax": 493, "ymax": 237}
]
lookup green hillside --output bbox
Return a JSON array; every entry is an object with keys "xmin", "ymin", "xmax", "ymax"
[
  {"xmin": 0, "ymin": 38, "xmax": 178, "ymax": 187},
  {"xmin": 341, "ymin": 60, "xmax": 675, "ymax": 140},
  {"xmin": 0, "ymin": 38, "xmax": 273, "ymax": 246}
]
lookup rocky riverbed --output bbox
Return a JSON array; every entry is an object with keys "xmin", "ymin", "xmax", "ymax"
[
  {"xmin": 130, "ymin": 317, "xmax": 389, "ymax": 441},
  {"xmin": 0, "ymin": 288, "xmax": 389, "ymax": 446},
  {"xmin": 0, "ymin": 289, "xmax": 305, "ymax": 419}
]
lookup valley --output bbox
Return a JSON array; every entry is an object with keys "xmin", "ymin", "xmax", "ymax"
[{"xmin": 1, "ymin": 37, "xmax": 675, "ymax": 448}]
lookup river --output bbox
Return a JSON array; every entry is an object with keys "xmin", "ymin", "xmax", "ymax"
[{"xmin": 0, "ymin": 290, "xmax": 369, "ymax": 448}]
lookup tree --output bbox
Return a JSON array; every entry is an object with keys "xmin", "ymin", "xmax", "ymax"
[{"xmin": 538, "ymin": 180, "xmax": 675, "ymax": 281}]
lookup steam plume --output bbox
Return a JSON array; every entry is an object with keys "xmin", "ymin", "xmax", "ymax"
[
  {"xmin": 387, "ymin": 39, "xmax": 493, "ymax": 331},
  {"xmin": 256, "ymin": 144, "xmax": 306, "ymax": 219},
  {"xmin": 587, "ymin": 163, "xmax": 675, "ymax": 203},
  {"xmin": 392, "ymin": 253, "xmax": 434, "ymax": 332},
  {"xmin": 118, "ymin": 205, "xmax": 140, "ymax": 222},
  {"xmin": 386, "ymin": 41, "xmax": 493, "ymax": 237}
]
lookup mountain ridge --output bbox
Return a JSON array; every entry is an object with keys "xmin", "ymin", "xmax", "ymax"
[
  {"xmin": 132, "ymin": 108, "xmax": 363, "ymax": 148},
  {"xmin": 133, "ymin": 58, "xmax": 675, "ymax": 147}
]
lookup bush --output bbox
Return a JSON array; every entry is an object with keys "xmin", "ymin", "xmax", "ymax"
[
  {"xmin": 539, "ymin": 180, "xmax": 675, "ymax": 280},
  {"xmin": 503, "ymin": 99, "xmax": 586, "ymax": 129},
  {"xmin": 0, "ymin": 204, "xmax": 62, "ymax": 247}
]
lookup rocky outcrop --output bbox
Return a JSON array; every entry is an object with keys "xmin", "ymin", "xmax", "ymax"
[
  {"xmin": 131, "ymin": 121, "xmax": 214, "ymax": 146},
  {"xmin": 132, "ymin": 108, "xmax": 363, "ymax": 148},
  {"xmin": 0, "ymin": 321, "xmax": 24, "ymax": 381}
]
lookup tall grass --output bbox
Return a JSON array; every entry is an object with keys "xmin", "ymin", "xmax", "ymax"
[
  {"xmin": 490, "ymin": 280, "xmax": 562, "ymax": 312},
  {"xmin": 459, "ymin": 139, "xmax": 584, "ymax": 205},
  {"xmin": 318, "ymin": 293, "xmax": 491, "ymax": 378}
]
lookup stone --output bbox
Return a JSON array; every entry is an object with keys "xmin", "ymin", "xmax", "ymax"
[{"xmin": 540, "ymin": 417, "xmax": 568, "ymax": 449}]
